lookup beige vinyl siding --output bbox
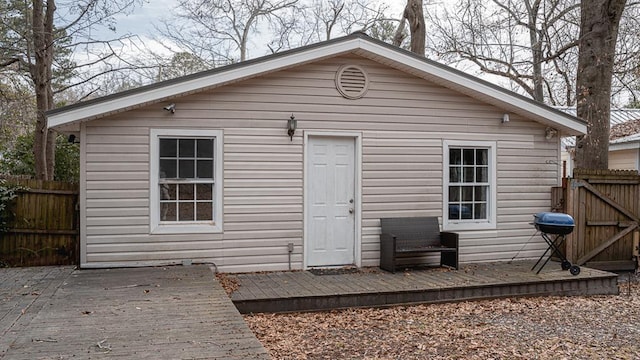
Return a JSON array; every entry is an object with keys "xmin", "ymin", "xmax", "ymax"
[
  {"xmin": 82, "ymin": 55, "xmax": 560, "ymax": 271},
  {"xmin": 609, "ymin": 149, "xmax": 639, "ymax": 170}
]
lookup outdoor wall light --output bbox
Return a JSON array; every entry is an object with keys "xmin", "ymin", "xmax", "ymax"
[
  {"xmin": 163, "ymin": 103, "xmax": 176, "ymax": 113},
  {"xmin": 502, "ymin": 113, "xmax": 510, "ymax": 123},
  {"xmin": 67, "ymin": 134, "xmax": 80, "ymax": 144},
  {"xmin": 287, "ymin": 114, "xmax": 297, "ymax": 141},
  {"xmin": 545, "ymin": 127, "xmax": 557, "ymax": 140}
]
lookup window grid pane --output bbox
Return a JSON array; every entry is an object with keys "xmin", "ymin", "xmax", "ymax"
[
  {"xmin": 159, "ymin": 137, "xmax": 215, "ymax": 223},
  {"xmin": 448, "ymin": 146, "xmax": 490, "ymax": 221},
  {"xmin": 178, "ymin": 202, "xmax": 195, "ymax": 221}
]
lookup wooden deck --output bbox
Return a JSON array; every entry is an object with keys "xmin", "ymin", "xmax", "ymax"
[
  {"xmin": 229, "ymin": 260, "xmax": 619, "ymax": 313},
  {"xmin": 0, "ymin": 265, "xmax": 268, "ymax": 359}
]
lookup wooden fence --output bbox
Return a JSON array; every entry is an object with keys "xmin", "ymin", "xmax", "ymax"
[
  {"xmin": 0, "ymin": 178, "xmax": 79, "ymax": 267},
  {"xmin": 553, "ymin": 169, "xmax": 640, "ymax": 271}
]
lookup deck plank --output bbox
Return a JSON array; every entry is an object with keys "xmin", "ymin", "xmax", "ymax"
[
  {"xmin": 0, "ymin": 265, "xmax": 269, "ymax": 359},
  {"xmin": 230, "ymin": 261, "xmax": 619, "ymax": 313}
]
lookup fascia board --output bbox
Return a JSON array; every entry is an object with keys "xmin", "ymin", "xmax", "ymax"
[
  {"xmin": 610, "ymin": 141, "xmax": 640, "ymax": 151},
  {"xmin": 48, "ymin": 39, "xmax": 361, "ymax": 129}
]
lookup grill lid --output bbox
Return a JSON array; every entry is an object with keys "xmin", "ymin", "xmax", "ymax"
[
  {"xmin": 533, "ymin": 212, "xmax": 575, "ymax": 235},
  {"xmin": 534, "ymin": 212, "xmax": 574, "ymax": 226}
]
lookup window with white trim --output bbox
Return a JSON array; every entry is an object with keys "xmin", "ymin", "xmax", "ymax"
[
  {"xmin": 443, "ymin": 140, "xmax": 496, "ymax": 230},
  {"xmin": 150, "ymin": 129, "xmax": 223, "ymax": 234}
]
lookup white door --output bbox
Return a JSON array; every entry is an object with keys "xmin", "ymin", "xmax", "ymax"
[{"xmin": 307, "ymin": 136, "xmax": 356, "ymax": 267}]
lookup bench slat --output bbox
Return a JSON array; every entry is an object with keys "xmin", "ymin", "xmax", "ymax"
[{"xmin": 396, "ymin": 247, "xmax": 457, "ymax": 253}]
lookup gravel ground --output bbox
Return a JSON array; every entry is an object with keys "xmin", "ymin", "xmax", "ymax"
[{"xmin": 244, "ymin": 274, "xmax": 640, "ymax": 360}]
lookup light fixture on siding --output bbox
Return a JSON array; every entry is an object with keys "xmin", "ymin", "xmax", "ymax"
[
  {"xmin": 287, "ymin": 114, "xmax": 297, "ymax": 141},
  {"xmin": 502, "ymin": 113, "xmax": 510, "ymax": 123},
  {"xmin": 545, "ymin": 127, "xmax": 557, "ymax": 140},
  {"xmin": 163, "ymin": 103, "xmax": 176, "ymax": 113}
]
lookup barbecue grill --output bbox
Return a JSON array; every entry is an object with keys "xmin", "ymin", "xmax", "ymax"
[{"xmin": 531, "ymin": 212, "xmax": 580, "ymax": 275}]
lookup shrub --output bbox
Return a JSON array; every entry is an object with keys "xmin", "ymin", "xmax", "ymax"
[
  {"xmin": 0, "ymin": 179, "xmax": 23, "ymax": 233},
  {"xmin": 0, "ymin": 133, "xmax": 79, "ymax": 182}
]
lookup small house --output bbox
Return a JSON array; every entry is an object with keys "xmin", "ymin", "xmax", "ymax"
[
  {"xmin": 48, "ymin": 33, "xmax": 586, "ymax": 272},
  {"xmin": 608, "ymin": 118, "xmax": 640, "ymax": 171}
]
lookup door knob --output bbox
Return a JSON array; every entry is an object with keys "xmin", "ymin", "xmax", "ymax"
[{"xmin": 349, "ymin": 208, "xmax": 354, "ymax": 214}]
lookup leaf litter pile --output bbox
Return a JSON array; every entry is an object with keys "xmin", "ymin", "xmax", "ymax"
[{"xmin": 244, "ymin": 278, "xmax": 640, "ymax": 359}]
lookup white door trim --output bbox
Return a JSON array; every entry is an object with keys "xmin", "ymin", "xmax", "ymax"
[{"xmin": 303, "ymin": 131, "xmax": 362, "ymax": 269}]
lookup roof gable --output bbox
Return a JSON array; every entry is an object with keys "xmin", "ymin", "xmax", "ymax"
[{"xmin": 48, "ymin": 33, "xmax": 587, "ymax": 135}]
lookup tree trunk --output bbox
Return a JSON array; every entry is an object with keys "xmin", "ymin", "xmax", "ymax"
[
  {"xmin": 404, "ymin": 0, "xmax": 425, "ymax": 55},
  {"xmin": 527, "ymin": 2, "xmax": 544, "ymax": 102},
  {"xmin": 31, "ymin": 0, "xmax": 56, "ymax": 180},
  {"xmin": 392, "ymin": 18, "xmax": 407, "ymax": 47},
  {"xmin": 574, "ymin": 0, "xmax": 626, "ymax": 170}
]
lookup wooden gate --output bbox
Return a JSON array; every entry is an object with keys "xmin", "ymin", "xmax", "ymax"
[
  {"xmin": 0, "ymin": 178, "xmax": 79, "ymax": 267},
  {"xmin": 560, "ymin": 169, "xmax": 640, "ymax": 271}
]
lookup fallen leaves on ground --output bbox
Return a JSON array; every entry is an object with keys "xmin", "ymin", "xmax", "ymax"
[
  {"xmin": 216, "ymin": 273, "xmax": 240, "ymax": 295},
  {"xmin": 245, "ymin": 281, "xmax": 640, "ymax": 359}
]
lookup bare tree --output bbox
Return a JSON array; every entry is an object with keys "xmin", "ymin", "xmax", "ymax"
[
  {"xmin": 611, "ymin": 3, "xmax": 640, "ymax": 105},
  {"xmin": 266, "ymin": 0, "xmax": 391, "ymax": 53},
  {"xmin": 156, "ymin": 0, "xmax": 299, "ymax": 63},
  {"xmin": 1, "ymin": 0, "xmax": 142, "ymax": 180},
  {"xmin": 308, "ymin": 0, "xmax": 347, "ymax": 41},
  {"xmin": 427, "ymin": 0, "xmax": 580, "ymax": 104},
  {"xmin": 574, "ymin": 0, "xmax": 627, "ymax": 169},
  {"xmin": 394, "ymin": 0, "xmax": 425, "ymax": 55},
  {"xmin": 427, "ymin": 0, "xmax": 640, "ymax": 107}
]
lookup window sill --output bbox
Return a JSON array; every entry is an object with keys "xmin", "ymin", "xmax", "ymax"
[
  {"xmin": 443, "ymin": 221, "xmax": 496, "ymax": 231},
  {"xmin": 151, "ymin": 223, "xmax": 222, "ymax": 235}
]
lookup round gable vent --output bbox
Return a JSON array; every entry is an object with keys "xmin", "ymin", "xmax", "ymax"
[{"xmin": 335, "ymin": 65, "xmax": 369, "ymax": 99}]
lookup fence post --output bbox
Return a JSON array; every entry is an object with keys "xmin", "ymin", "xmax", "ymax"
[{"xmin": 564, "ymin": 179, "xmax": 575, "ymax": 262}]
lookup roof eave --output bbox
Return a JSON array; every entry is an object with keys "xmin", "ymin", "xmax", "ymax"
[{"xmin": 611, "ymin": 137, "xmax": 640, "ymax": 150}]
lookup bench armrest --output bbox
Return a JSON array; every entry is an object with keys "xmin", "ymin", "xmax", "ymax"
[
  {"xmin": 379, "ymin": 233, "xmax": 398, "ymax": 272},
  {"xmin": 380, "ymin": 233, "xmax": 397, "ymax": 247},
  {"xmin": 440, "ymin": 231, "xmax": 459, "ymax": 249}
]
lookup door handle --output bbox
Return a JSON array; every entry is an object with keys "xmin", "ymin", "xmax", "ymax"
[{"xmin": 349, "ymin": 208, "xmax": 354, "ymax": 214}]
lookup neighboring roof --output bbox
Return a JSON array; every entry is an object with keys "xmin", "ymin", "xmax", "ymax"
[
  {"xmin": 611, "ymin": 119, "xmax": 640, "ymax": 150},
  {"xmin": 561, "ymin": 108, "xmax": 640, "ymax": 149},
  {"xmin": 556, "ymin": 107, "xmax": 640, "ymax": 127},
  {"xmin": 612, "ymin": 133, "xmax": 640, "ymax": 144},
  {"xmin": 48, "ymin": 33, "xmax": 587, "ymax": 135},
  {"xmin": 610, "ymin": 118, "xmax": 640, "ymax": 141}
]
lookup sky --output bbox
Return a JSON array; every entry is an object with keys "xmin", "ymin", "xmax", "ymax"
[
  {"xmin": 112, "ymin": 1, "xmax": 178, "ymax": 39},
  {"xmin": 104, "ymin": 0, "xmax": 408, "ymax": 58},
  {"xmin": 108, "ymin": 0, "xmax": 180, "ymax": 56}
]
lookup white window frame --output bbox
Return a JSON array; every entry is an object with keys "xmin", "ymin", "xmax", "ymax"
[
  {"xmin": 150, "ymin": 129, "xmax": 223, "ymax": 234},
  {"xmin": 442, "ymin": 140, "xmax": 497, "ymax": 231}
]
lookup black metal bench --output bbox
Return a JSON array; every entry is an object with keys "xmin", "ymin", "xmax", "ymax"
[{"xmin": 379, "ymin": 217, "xmax": 459, "ymax": 273}]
